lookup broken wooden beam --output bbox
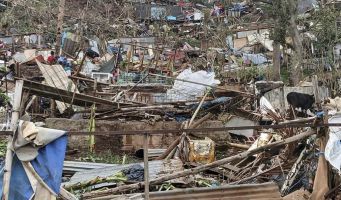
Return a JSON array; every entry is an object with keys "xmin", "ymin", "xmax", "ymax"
[
  {"xmin": 226, "ymin": 142, "xmax": 250, "ymax": 149},
  {"xmin": 21, "ymin": 79, "xmax": 132, "ymax": 107}
]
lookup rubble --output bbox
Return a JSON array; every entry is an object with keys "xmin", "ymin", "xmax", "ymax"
[{"xmin": 0, "ymin": 0, "xmax": 340, "ymax": 199}]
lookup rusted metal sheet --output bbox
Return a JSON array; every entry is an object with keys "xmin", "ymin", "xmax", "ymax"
[
  {"xmin": 93, "ymin": 182, "xmax": 282, "ymax": 200},
  {"xmin": 146, "ymin": 182, "xmax": 282, "ymax": 200}
]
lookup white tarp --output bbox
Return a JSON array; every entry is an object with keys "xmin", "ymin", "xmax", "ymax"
[
  {"xmin": 13, "ymin": 49, "xmax": 36, "ymax": 64},
  {"xmin": 242, "ymin": 53, "xmax": 268, "ymax": 65},
  {"xmin": 260, "ymin": 96, "xmax": 277, "ymax": 115},
  {"xmin": 166, "ymin": 68, "xmax": 220, "ymax": 101},
  {"xmin": 325, "ymin": 114, "xmax": 341, "ymax": 171}
]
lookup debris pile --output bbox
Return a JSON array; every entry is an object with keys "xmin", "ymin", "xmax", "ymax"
[{"xmin": 0, "ymin": 0, "xmax": 340, "ymax": 200}]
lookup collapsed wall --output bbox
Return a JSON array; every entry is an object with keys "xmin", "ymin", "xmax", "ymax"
[{"xmin": 45, "ymin": 118, "xmax": 231, "ymax": 153}]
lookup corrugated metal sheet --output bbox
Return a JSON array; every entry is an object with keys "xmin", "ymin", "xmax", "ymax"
[
  {"xmin": 135, "ymin": 4, "xmax": 182, "ymax": 20},
  {"xmin": 92, "ymin": 182, "xmax": 282, "ymax": 200},
  {"xmin": 62, "ymin": 32, "xmax": 81, "ymax": 57},
  {"xmin": 63, "ymin": 161, "xmax": 118, "ymax": 173},
  {"xmin": 64, "ymin": 159, "xmax": 183, "ymax": 188}
]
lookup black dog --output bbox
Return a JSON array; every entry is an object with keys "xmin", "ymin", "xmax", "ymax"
[{"xmin": 287, "ymin": 92, "xmax": 315, "ymax": 113}]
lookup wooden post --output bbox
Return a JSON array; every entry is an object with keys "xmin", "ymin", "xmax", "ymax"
[
  {"xmin": 144, "ymin": 133, "xmax": 150, "ymax": 200},
  {"xmin": 157, "ymin": 91, "xmax": 210, "ymax": 160},
  {"xmin": 3, "ymin": 55, "xmax": 7, "ymax": 95},
  {"xmin": 2, "ymin": 80, "xmax": 24, "ymax": 200},
  {"xmin": 74, "ymin": 54, "xmax": 86, "ymax": 76},
  {"xmin": 55, "ymin": 0, "xmax": 66, "ymax": 55},
  {"xmin": 15, "ymin": 63, "xmax": 20, "ymax": 78},
  {"xmin": 312, "ymin": 75, "xmax": 321, "ymax": 109},
  {"xmin": 37, "ymin": 34, "xmax": 41, "ymax": 49},
  {"xmin": 93, "ymin": 79, "xmax": 97, "ymax": 97},
  {"xmin": 11, "ymin": 35, "xmax": 15, "ymax": 53},
  {"xmin": 279, "ymin": 86, "xmax": 285, "ymax": 115},
  {"xmin": 50, "ymin": 100, "xmax": 56, "ymax": 117}
]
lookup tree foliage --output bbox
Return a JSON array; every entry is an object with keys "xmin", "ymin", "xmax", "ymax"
[
  {"xmin": 271, "ymin": 1, "xmax": 291, "ymax": 45},
  {"xmin": 310, "ymin": 7, "xmax": 340, "ymax": 50},
  {"xmin": 0, "ymin": 0, "xmax": 130, "ymax": 39}
]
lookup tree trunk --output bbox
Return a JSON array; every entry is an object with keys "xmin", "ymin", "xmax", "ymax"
[
  {"xmin": 55, "ymin": 0, "xmax": 66, "ymax": 55},
  {"xmin": 273, "ymin": 41, "xmax": 281, "ymax": 81},
  {"xmin": 287, "ymin": 0, "xmax": 303, "ymax": 86}
]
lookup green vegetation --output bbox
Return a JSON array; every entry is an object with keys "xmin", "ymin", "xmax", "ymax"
[
  {"xmin": 76, "ymin": 150, "xmax": 140, "ymax": 164},
  {"xmin": 0, "ymin": 139, "xmax": 7, "ymax": 158},
  {"xmin": 237, "ymin": 66, "xmax": 266, "ymax": 83},
  {"xmin": 310, "ymin": 7, "xmax": 340, "ymax": 50},
  {"xmin": 280, "ymin": 67, "xmax": 290, "ymax": 85},
  {"xmin": 0, "ymin": 93, "xmax": 10, "ymax": 105}
]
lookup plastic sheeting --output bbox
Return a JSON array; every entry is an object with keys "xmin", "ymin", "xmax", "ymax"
[
  {"xmin": 325, "ymin": 114, "xmax": 341, "ymax": 171},
  {"xmin": 166, "ymin": 68, "xmax": 220, "ymax": 101},
  {"xmin": 260, "ymin": 96, "xmax": 277, "ymax": 115},
  {"xmin": 0, "ymin": 134, "xmax": 67, "ymax": 200},
  {"xmin": 242, "ymin": 53, "xmax": 268, "ymax": 65}
]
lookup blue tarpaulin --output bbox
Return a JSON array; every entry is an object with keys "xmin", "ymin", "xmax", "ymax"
[{"xmin": 0, "ymin": 135, "xmax": 68, "ymax": 200}]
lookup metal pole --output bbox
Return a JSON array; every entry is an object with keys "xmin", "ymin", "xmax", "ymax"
[{"xmin": 144, "ymin": 133, "xmax": 150, "ymax": 200}]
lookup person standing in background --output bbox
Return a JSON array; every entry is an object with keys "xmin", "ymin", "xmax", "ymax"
[{"xmin": 47, "ymin": 51, "xmax": 56, "ymax": 65}]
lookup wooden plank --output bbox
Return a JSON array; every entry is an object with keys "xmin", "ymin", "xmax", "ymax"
[
  {"xmin": 190, "ymin": 163, "xmax": 238, "ymax": 180},
  {"xmin": 37, "ymin": 61, "xmax": 68, "ymax": 112},
  {"xmin": 36, "ymin": 61, "xmax": 79, "ymax": 113},
  {"xmin": 221, "ymin": 164, "xmax": 241, "ymax": 172},
  {"xmin": 144, "ymin": 133, "xmax": 150, "ymax": 200}
]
